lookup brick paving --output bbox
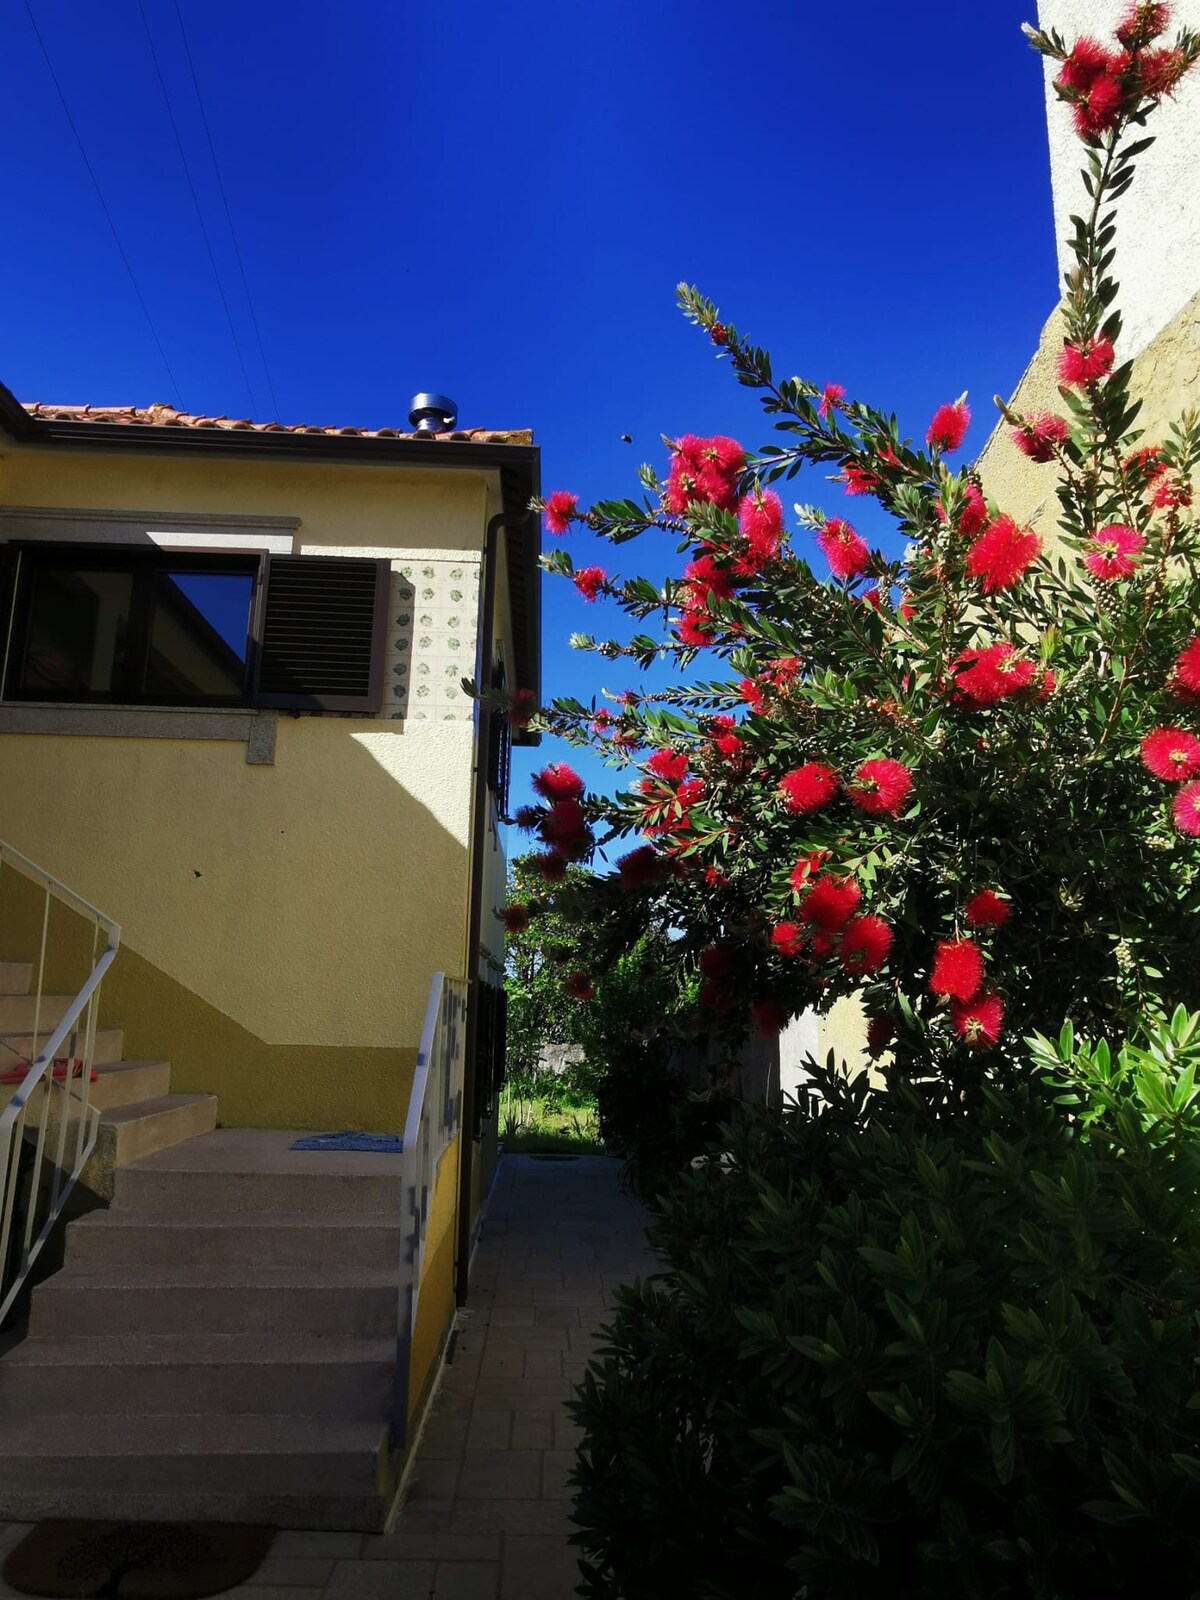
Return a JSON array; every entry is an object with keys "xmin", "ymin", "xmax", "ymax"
[{"xmin": 0, "ymin": 1152, "xmax": 655, "ymax": 1599}]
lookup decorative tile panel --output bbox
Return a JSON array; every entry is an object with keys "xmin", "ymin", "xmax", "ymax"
[{"xmin": 382, "ymin": 556, "xmax": 480, "ymax": 723}]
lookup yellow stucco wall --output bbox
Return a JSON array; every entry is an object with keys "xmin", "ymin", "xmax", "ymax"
[
  {"xmin": 408, "ymin": 1130, "xmax": 462, "ymax": 1421},
  {"xmin": 0, "ymin": 440, "xmax": 510, "ymax": 1130}
]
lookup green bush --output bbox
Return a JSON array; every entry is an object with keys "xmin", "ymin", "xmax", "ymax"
[{"xmin": 569, "ymin": 1010, "xmax": 1200, "ymax": 1599}]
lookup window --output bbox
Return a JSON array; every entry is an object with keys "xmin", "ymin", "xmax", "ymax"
[{"xmin": 1, "ymin": 543, "xmax": 391, "ymax": 713}]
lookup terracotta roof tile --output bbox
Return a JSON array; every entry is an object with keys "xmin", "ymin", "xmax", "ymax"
[{"xmin": 20, "ymin": 402, "xmax": 532, "ymax": 447}]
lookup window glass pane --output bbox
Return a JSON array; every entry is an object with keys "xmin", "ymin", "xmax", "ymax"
[
  {"xmin": 146, "ymin": 571, "xmax": 254, "ymax": 700},
  {"xmin": 19, "ymin": 567, "xmax": 134, "ymax": 698}
]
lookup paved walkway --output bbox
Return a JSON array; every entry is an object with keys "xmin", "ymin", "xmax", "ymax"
[{"xmin": 0, "ymin": 1153, "xmax": 655, "ymax": 1600}]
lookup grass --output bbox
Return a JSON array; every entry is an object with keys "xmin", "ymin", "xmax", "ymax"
[{"xmin": 499, "ymin": 1086, "xmax": 606, "ymax": 1155}]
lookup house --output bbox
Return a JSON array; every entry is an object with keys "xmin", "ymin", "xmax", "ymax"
[
  {"xmin": 979, "ymin": 0, "xmax": 1200, "ymax": 517},
  {"xmin": 0, "ymin": 385, "xmax": 540, "ymax": 1528}
]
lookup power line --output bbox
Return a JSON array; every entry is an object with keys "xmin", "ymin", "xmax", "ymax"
[
  {"xmin": 136, "ymin": 0, "xmax": 258, "ymax": 418},
  {"xmin": 20, "ymin": 0, "xmax": 183, "ymax": 407},
  {"xmin": 171, "ymin": 0, "xmax": 282, "ymax": 421}
]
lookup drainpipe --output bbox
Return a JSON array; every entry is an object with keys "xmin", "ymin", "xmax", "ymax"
[{"xmin": 456, "ymin": 509, "xmax": 526, "ymax": 1305}]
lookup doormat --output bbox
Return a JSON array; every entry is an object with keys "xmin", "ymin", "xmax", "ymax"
[
  {"xmin": 2, "ymin": 1520, "xmax": 275, "ymax": 1599},
  {"xmin": 290, "ymin": 1131, "xmax": 403, "ymax": 1153}
]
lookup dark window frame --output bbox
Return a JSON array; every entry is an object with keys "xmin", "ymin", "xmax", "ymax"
[{"xmin": 0, "ymin": 542, "xmax": 390, "ymax": 715}]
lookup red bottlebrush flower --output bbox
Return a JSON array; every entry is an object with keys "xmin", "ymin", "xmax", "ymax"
[
  {"xmin": 1137, "ymin": 45, "xmax": 1189, "ymax": 96},
  {"xmin": 789, "ymin": 851, "xmax": 830, "ymax": 893},
  {"xmin": 839, "ymin": 915, "xmax": 893, "ymax": 974},
  {"xmin": 710, "ymin": 714, "xmax": 735, "ymax": 732},
  {"xmin": 847, "ymin": 758, "xmax": 913, "ymax": 818},
  {"xmin": 1012, "ymin": 414, "xmax": 1069, "ymax": 463},
  {"xmin": 898, "ymin": 595, "xmax": 916, "ymax": 622},
  {"xmin": 676, "ymin": 777, "xmax": 705, "ymax": 810},
  {"xmin": 647, "ymin": 747, "xmax": 689, "ymax": 783},
  {"xmin": 950, "ymin": 644, "xmax": 1037, "ymax": 707},
  {"xmin": 543, "ymin": 490, "xmax": 578, "ymax": 536},
  {"xmin": 675, "ymin": 608, "xmax": 714, "ymax": 648},
  {"xmin": 751, "ymin": 997, "xmax": 788, "ymax": 1039},
  {"xmin": 771, "ymin": 922, "xmax": 805, "ymax": 958},
  {"xmin": 763, "ymin": 657, "xmax": 803, "ymax": 689},
  {"xmin": 530, "ymin": 852, "xmax": 567, "ymax": 884},
  {"xmin": 704, "ymin": 865, "xmax": 729, "ymax": 887},
  {"xmin": 573, "ymin": 566, "xmax": 607, "ymax": 602},
  {"xmin": 930, "ymin": 938, "xmax": 985, "ymax": 1003},
  {"xmin": 966, "ymin": 516, "xmax": 1042, "ymax": 593},
  {"xmin": 1140, "ymin": 726, "xmax": 1200, "ymax": 782},
  {"xmin": 590, "ymin": 709, "xmax": 614, "ymax": 735},
  {"xmin": 532, "ymin": 763, "xmax": 584, "ymax": 803},
  {"xmin": 513, "ymin": 805, "xmax": 541, "ymax": 831},
  {"xmin": 698, "ymin": 945, "xmax": 735, "ymax": 981},
  {"xmin": 951, "ymin": 991, "xmax": 1005, "ymax": 1050},
  {"xmin": 964, "ymin": 889, "xmax": 1011, "ymax": 930},
  {"xmin": 799, "ymin": 875, "xmax": 862, "ymax": 933},
  {"xmin": 840, "ymin": 462, "xmax": 880, "ymax": 497},
  {"xmin": 1173, "ymin": 781, "xmax": 1200, "ymax": 836},
  {"xmin": 779, "ymin": 763, "xmax": 838, "ymax": 815},
  {"xmin": 1057, "ymin": 37, "xmax": 1120, "ymax": 90},
  {"xmin": 710, "ymin": 322, "xmax": 728, "ymax": 345},
  {"xmin": 539, "ymin": 799, "xmax": 590, "ymax": 852},
  {"xmin": 956, "ymin": 484, "xmax": 989, "ymax": 538},
  {"xmin": 506, "ymin": 687, "xmax": 536, "ymax": 728},
  {"xmin": 663, "ymin": 435, "xmax": 746, "ymax": 515},
  {"xmin": 1058, "ymin": 335, "xmax": 1115, "ymax": 388},
  {"xmin": 1173, "ymin": 639, "xmax": 1200, "ymax": 699},
  {"xmin": 818, "ymin": 382, "xmax": 847, "ymax": 419},
  {"xmin": 501, "ymin": 903, "xmax": 530, "ymax": 934},
  {"xmin": 1084, "ymin": 523, "xmax": 1145, "ymax": 581},
  {"xmin": 866, "ymin": 1014, "xmax": 895, "ymax": 1058},
  {"xmin": 714, "ymin": 732, "xmax": 745, "ymax": 764},
  {"xmin": 565, "ymin": 970, "xmax": 595, "ymax": 1002},
  {"xmin": 739, "ymin": 677, "xmax": 766, "ymax": 713},
  {"xmin": 617, "ymin": 845, "xmax": 662, "ymax": 890},
  {"xmin": 737, "ymin": 488, "xmax": 784, "ymax": 568},
  {"xmin": 817, "ymin": 518, "xmax": 870, "ymax": 581},
  {"xmin": 1152, "ymin": 473, "xmax": 1191, "ymax": 510},
  {"xmin": 926, "ymin": 399, "xmax": 970, "ymax": 454},
  {"xmin": 1116, "ymin": 3, "xmax": 1170, "ymax": 48},
  {"xmin": 682, "ymin": 554, "xmax": 737, "ymax": 615},
  {"xmin": 1072, "ymin": 72, "xmax": 1126, "ymax": 139}
]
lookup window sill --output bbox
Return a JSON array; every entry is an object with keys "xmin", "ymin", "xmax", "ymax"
[{"xmin": 0, "ymin": 703, "xmax": 277, "ymax": 765}]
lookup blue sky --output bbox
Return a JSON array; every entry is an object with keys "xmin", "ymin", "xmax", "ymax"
[{"xmin": 2, "ymin": 2, "xmax": 1058, "ymax": 831}]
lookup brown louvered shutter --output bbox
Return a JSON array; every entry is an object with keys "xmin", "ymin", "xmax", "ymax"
[{"xmin": 251, "ymin": 554, "xmax": 390, "ymax": 712}]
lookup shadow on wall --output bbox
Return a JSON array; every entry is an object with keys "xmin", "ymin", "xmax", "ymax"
[{"xmin": 0, "ymin": 716, "xmax": 474, "ymax": 1133}]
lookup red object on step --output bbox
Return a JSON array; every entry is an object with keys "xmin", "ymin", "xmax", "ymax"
[{"xmin": 0, "ymin": 1057, "xmax": 97, "ymax": 1085}]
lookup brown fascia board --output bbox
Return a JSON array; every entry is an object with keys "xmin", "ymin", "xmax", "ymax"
[{"xmin": 0, "ymin": 396, "xmax": 543, "ymax": 731}]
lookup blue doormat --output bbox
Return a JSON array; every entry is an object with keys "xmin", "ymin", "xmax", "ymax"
[{"xmin": 290, "ymin": 1131, "xmax": 403, "ymax": 1153}]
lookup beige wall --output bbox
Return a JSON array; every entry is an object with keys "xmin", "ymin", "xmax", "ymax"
[{"xmin": 0, "ymin": 439, "xmax": 504, "ymax": 1129}]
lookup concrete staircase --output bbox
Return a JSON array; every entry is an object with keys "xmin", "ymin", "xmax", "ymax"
[
  {"xmin": 0, "ymin": 1130, "xmax": 405, "ymax": 1530},
  {"xmin": 0, "ymin": 960, "xmax": 217, "ymax": 1195}
]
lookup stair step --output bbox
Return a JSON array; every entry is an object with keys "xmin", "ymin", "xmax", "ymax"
[
  {"xmin": 0, "ymin": 1334, "xmax": 395, "ymax": 1417},
  {"xmin": 0, "ymin": 1486, "xmax": 387, "ymax": 1533},
  {"xmin": 0, "ymin": 1026, "xmax": 124, "ymax": 1065},
  {"xmin": 23, "ymin": 1060, "xmax": 172, "ymax": 1116},
  {"xmin": 67, "ymin": 1209, "xmax": 402, "ymax": 1270},
  {"xmin": 0, "ymin": 1412, "xmax": 386, "ymax": 1496},
  {"xmin": 0, "ymin": 961, "xmax": 32, "ymax": 995},
  {"xmin": 0, "ymin": 992, "xmax": 78, "ymax": 1032},
  {"xmin": 95, "ymin": 1093, "xmax": 218, "ymax": 1167},
  {"xmin": 29, "ymin": 1266, "xmax": 399, "ymax": 1337},
  {"xmin": 114, "ymin": 1129, "xmax": 403, "ymax": 1215}
]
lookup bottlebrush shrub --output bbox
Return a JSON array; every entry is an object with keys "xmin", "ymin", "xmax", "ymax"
[
  {"xmin": 522, "ymin": 13, "xmax": 1200, "ymax": 1073},
  {"xmin": 569, "ymin": 1008, "xmax": 1200, "ymax": 1599}
]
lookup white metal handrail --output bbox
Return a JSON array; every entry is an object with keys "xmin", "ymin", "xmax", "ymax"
[
  {"xmin": 392, "ymin": 970, "xmax": 466, "ymax": 1446},
  {"xmin": 0, "ymin": 842, "xmax": 120, "ymax": 1323}
]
